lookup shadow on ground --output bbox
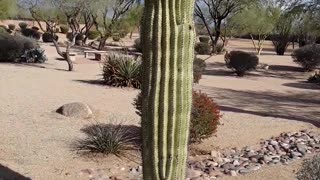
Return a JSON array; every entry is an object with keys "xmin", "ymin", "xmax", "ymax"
[
  {"xmin": 283, "ymin": 82, "xmax": 320, "ymax": 90},
  {"xmin": 195, "ymin": 85, "xmax": 320, "ymax": 127},
  {"xmin": 0, "ymin": 164, "xmax": 31, "ymax": 180},
  {"xmin": 73, "ymin": 79, "xmax": 105, "ymax": 86}
]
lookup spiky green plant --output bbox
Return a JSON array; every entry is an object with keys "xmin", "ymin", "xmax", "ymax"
[
  {"xmin": 103, "ymin": 53, "xmax": 141, "ymax": 88},
  {"xmin": 141, "ymin": 0, "xmax": 196, "ymax": 179}
]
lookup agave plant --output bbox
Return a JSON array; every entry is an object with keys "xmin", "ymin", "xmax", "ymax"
[{"xmin": 103, "ymin": 53, "xmax": 141, "ymax": 88}]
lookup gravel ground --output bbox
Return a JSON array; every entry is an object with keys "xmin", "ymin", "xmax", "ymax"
[{"xmin": 0, "ymin": 38, "xmax": 319, "ymax": 180}]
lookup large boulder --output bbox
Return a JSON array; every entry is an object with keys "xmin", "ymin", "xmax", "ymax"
[{"xmin": 56, "ymin": 102, "xmax": 93, "ymax": 119}]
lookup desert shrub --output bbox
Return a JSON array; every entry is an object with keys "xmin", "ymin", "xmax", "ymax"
[
  {"xmin": 297, "ymin": 155, "xmax": 320, "ymax": 180},
  {"xmin": 66, "ymin": 33, "xmax": 83, "ymax": 42},
  {"xmin": 193, "ymin": 58, "xmax": 206, "ymax": 83},
  {"xmin": 0, "ymin": 33, "xmax": 38, "ymax": 62},
  {"xmin": 225, "ymin": 51, "xmax": 259, "ymax": 76},
  {"xmin": 271, "ymin": 34, "xmax": 290, "ymax": 55},
  {"xmin": 8, "ymin": 24, "xmax": 15, "ymax": 31},
  {"xmin": 19, "ymin": 22, "xmax": 28, "ymax": 29},
  {"xmin": 112, "ymin": 34, "xmax": 121, "ymax": 42},
  {"xmin": 191, "ymin": 91, "xmax": 220, "ymax": 143},
  {"xmin": 292, "ymin": 44, "xmax": 320, "ymax": 71},
  {"xmin": 0, "ymin": 25, "xmax": 8, "ymax": 33},
  {"xmin": 21, "ymin": 47, "xmax": 48, "ymax": 63},
  {"xmin": 60, "ymin": 25, "xmax": 69, "ymax": 34},
  {"xmin": 308, "ymin": 71, "xmax": 320, "ymax": 84},
  {"xmin": 21, "ymin": 28, "xmax": 41, "ymax": 40},
  {"xmin": 103, "ymin": 53, "xmax": 141, "ymax": 88},
  {"xmin": 31, "ymin": 26, "xmax": 40, "ymax": 31},
  {"xmin": 74, "ymin": 123, "xmax": 140, "ymax": 155},
  {"xmin": 214, "ymin": 43, "xmax": 225, "ymax": 55},
  {"xmin": 134, "ymin": 91, "xmax": 221, "ymax": 143},
  {"xmin": 42, "ymin": 32, "xmax": 58, "ymax": 42},
  {"xmin": 87, "ymin": 30, "xmax": 100, "ymax": 40},
  {"xmin": 195, "ymin": 42, "xmax": 211, "ymax": 55},
  {"xmin": 199, "ymin": 36, "xmax": 210, "ymax": 43},
  {"xmin": 55, "ymin": 28, "xmax": 60, "ymax": 33},
  {"xmin": 133, "ymin": 38, "xmax": 142, "ymax": 52}
]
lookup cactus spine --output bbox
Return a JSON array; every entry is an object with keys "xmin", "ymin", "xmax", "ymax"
[{"xmin": 141, "ymin": 0, "xmax": 195, "ymax": 179}]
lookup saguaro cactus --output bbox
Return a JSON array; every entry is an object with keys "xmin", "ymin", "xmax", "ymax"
[{"xmin": 141, "ymin": 0, "xmax": 196, "ymax": 179}]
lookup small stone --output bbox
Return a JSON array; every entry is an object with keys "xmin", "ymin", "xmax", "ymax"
[
  {"xmin": 291, "ymin": 151, "xmax": 302, "ymax": 158},
  {"xmin": 230, "ymin": 170, "xmax": 237, "ymax": 176},
  {"xmin": 187, "ymin": 169, "xmax": 202, "ymax": 178},
  {"xmin": 263, "ymin": 156, "xmax": 272, "ymax": 163},
  {"xmin": 270, "ymin": 140, "xmax": 279, "ymax": 146},
  {"xmin": 233, "ymin": 160, "xmax": 240, "ymax": 166},
  {"xmin": 56, "ymin": 102, "xmax": 93, "ymax": 119},
  {"xmin": 267, "ymin": 145, "xmax": 275, "ymax": 152},
  {"xmin": 211, "ymin": 151, "xmax": 221, "ymax": 158},
  {"xmin": 297, "ymin": 144, "xmax": 308, "ymax": 155}
]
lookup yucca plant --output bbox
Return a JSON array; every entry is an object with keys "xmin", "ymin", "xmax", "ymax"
[
  {"xmin": 103, "ymin": 53, "xmax": 141, "ymax": 88},
  {"xmin": 74, "ymin": 124, "xmax": 140, "ymax": 156}
]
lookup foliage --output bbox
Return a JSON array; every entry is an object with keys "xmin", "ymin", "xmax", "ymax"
[
  {"xmin": 21, "ymin": 48, "xmax": 48, "ymax": 63},
  {"xmin": 297, "ymin": 155, "xmax": 320, "ymax": 180},
  {"xmin": 42, "ymin": 32, "xmax": 59, "ymax": 42},
  {"xmin": 195, "ymin": 42, "xmax": 211, "ymax": 55},
  {"xmin": 199, "ymin": 36, "xmax": 210, "ymax": 43},
  {"xmin": 0, "ymin": 25, "xmax": 8, "ymax": 33},
  {"xmin": 112, "ymin": 34, "xmax": 121, "ymax": 42},
  {"xmin": 18, "ymin": 22, "xmax": 28, "ymax": 29},
  {"xmin": 60, "ymin": 25, "xmax": 69, "ymax": 34},
  {"xmin": 0, "ymin": 33, "xmax": 38, "ymax": 62},
  {"xmin": 193, "ymin": 58, "xmax": 206, "ymax": 83},
  {"xmin": 292, "ymin": 44, "xmax": 320, "ymax": 71},
  {"xmin": 87, "ymin": 30, "xmax": 100, "ymax": 40},
  {"xmin": 0, "ymin": 0, "xmax": 17, "ymax": 20},
  {"xmin": 133, "ymin": 90, "xmax": 221, "ymax": 143},
  {"xmin": 225, "ymin": 51, "xmax": 259, "ymax": 76},
  {"xmin": 214, "ymin": 43, "xmax": 226, "ymax": 54},
  {"xmin": 133, "ymin": 38, "xmax": 142, "ymax": 52},
  {"xmin": 74, "ymin": 123, "xmax": 140, "ymax": 156},
  {"xmin": 21, "ymin": 28, "xmax": 41, "ymax": 40},
  {"xmin": 8, "ymin": 24, "xmax": 15, "ymax": 31},
  {"xmin": 103, "ymin": 53, "xmax": 141, "ymax": 88},
  {"xmin": 308, "ymin": 71, "xmax": 320, "ymax": 84},
  {"xmin": 191, "ymin": 91, "xmax": 221, "ymax": 143}
]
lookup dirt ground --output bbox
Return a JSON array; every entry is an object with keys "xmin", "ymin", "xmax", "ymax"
[{"xmin": 0, "ymin": 28, "xmax": 319, "ymax": 180}]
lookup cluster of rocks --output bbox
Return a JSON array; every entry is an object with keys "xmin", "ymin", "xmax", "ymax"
[{"xmin": 187, "ymin": 130, "xmax": 320, "ymax": 179}]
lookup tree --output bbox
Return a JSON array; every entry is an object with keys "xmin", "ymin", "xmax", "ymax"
[
  {"xmin": 141, "ymin": 0, "xmax": 195, "ymax": 179},
  {"xmin": 89, "ymin": 0, "xmax": 136, "ymax": 50},
  {"xmin": 0, "ymin": 0, "xmax": 17, "ymax": 20},
  {"xmin": 195, "ymin": 0, "xmax": 250, "ymax": 51},
  {"xmin": 230, "ymin": 3, "xmax": 277, "ymax": 55}
]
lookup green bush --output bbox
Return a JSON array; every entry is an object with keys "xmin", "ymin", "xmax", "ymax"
[
  {"xmin": 103, "ymin": 53, "xmax": 141, "ymax": 88},
  {"xmin": 0, "ymin": 33, "xmax": 38, "ymax": 62},
  {"xmin": 214, "ymin": 43, "xmax": 226, "ymax": 55},
  {"xmin": 297, "ymin": 155, "xmax": 320, "ymax": 180},
  {"xmin": 0, "ymin": 25, "xmax": 8, "ymax": 33},
  {"xmin": 195, "ymin": 42, "xmax": 211, "ymax": 55},
  {"xmin": 8, "ymin": 24, "xmax": 15, "ymax": 31},
  {"xmin": 112, "ymin": 34, "xmax": 121, "ymax": 42},
  {"xmin": 292, "ymin": 44, "xmax": 320, "ymax": 71},
  {"xmin": 21, "ymin": 28, "xmax": 41, "ymax": 40},
  {"xmin": 66, "ymin": 33, "xmax": 83, "ymax": 42},
  {"xmin": 21, "ymin": 47, "xmax": 47, "ymax": 63},
  {"xmin": 133, "ymin": 38, "xmax": 142, "ymax": 52},
  {"xmin": 308, "ymin": 71, "xmax": 320, "ymax": 84},
  {"xmin": 134, "ymin": 91, "xmax": 221, "ymax": 143},
  {"xmin": 19, "ymin": 22, "xmax": 28, "ymax": 29},
  {"xmin": 42, "ymin": 32, "xmax": 58, "ymax": 42},
  {"xmin": 74, "ymin": 123, "xmax": 140, "ymax": 155},
  {"xmin": 225, "ymin": 51, "xmax": 259, "ymax": 76},
  {"xmin": 199, "ymin": 36, "xmax": 210, "ymax": 43},
  {"xmin": 60, "ymin": 25, "xmax": 69, "ymax": 34},
  {"xmin": 87, "ymin": 30, "xmax": 100, "ymax": 40},
  {"xmin": 191, "ymin": 91, "xmax": 220, "ymax": 143},
  {"xmin": 193, "ymin": 58, "xmax": 206, "ymax": 83}
]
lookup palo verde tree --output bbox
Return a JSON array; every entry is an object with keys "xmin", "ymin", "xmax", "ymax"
[
  {"xmin": 0, "ymin": 0, "xmax": 17, "ymax": 20},
  {"xmin": 229, "ymin": 3, "xmax": 278, "ymax": 55},
  {"xmin": 141, "ymin": 0, "xmax": 195, "ymax": 179},
  {"xmin": 88, "ymin": 0, "xmax": 136, "ymax": 50},
  {"xmin": 195, "ymin": 0, "xmax": 251, "ymax": 51}
]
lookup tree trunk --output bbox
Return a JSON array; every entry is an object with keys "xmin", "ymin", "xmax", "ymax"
[
  {"xmin": 52, "ymin": 39, "xmax": 74, "ymax": 71},
  {"xmin": 141, "ymin": 0, "xmax": 195, "ymax": 179},
  {"xmin": 98, "ymin": 35, "xmax": 108, "ymax": 50},
  {"xmin": 214, "ymin": 20, "xmax": 222, "ymax": 47}
]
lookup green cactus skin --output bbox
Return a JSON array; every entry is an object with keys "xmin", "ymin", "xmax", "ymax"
[{"xmin": 141, "ymin": 0, "xmax": 196, "ymax": 179}]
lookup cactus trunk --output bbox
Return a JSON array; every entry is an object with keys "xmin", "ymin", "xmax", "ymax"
[{"xmin": 141, "ymin": 0, "xmax": 195, "ymax": 179}]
